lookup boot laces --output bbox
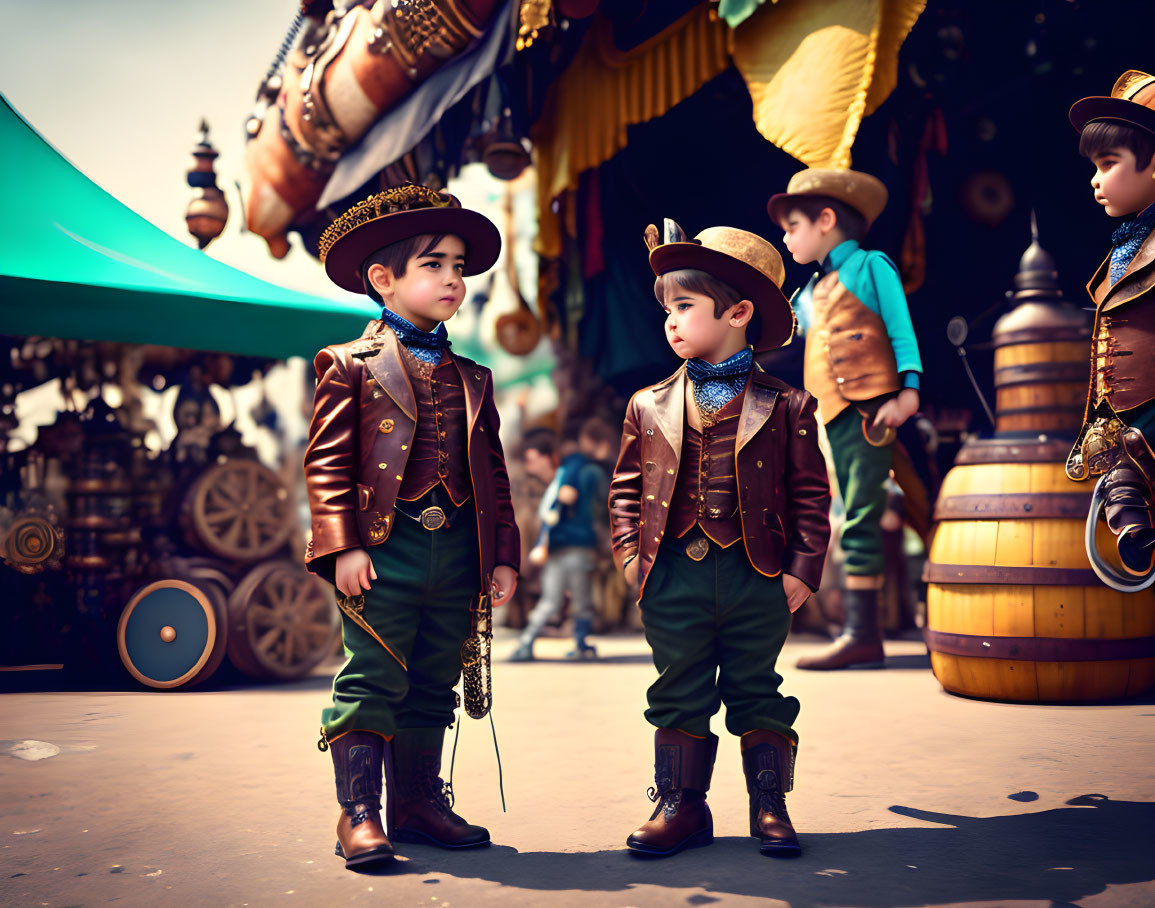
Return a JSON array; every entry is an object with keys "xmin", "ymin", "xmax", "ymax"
[
  {"xmin": 755, "ymin": 768, "xmax": 789, "ymax": 821},
  {"xmin": 347, "ymin": 802, "xmax": 377, "ymax": 827},
  {"xmin": 415, "ymin": 755, "xmax": 456, "ymax": 811},
  {"xmin": 646, "ymin": 778, "xmax": 681, "ymax": 818}
]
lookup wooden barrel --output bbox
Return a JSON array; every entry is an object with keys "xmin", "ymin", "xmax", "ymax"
[
  {"xmin": 990, "ymin": 303, "xmax": 1090, "ymax": 436},
  {"xmin": 925, "ymin": 439, "xmax": 1155, "ymax": 702}
]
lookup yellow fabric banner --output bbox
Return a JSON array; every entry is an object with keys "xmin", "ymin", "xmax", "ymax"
[{"xmin": 733, "ymin": 0, "xmax": 925, "ymax": 169}]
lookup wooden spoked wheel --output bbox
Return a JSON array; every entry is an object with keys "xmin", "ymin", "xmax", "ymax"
[
  {"xmin": 185, "ymin": 460, "xmax": 292, "ymax": 563},
  {"xmin": 117, "ymin": 579, "xmax": 227, "ymax": 690},
  {"xmin": 227, "ymin": 560, "xmax": 339, "ymax": 680}
]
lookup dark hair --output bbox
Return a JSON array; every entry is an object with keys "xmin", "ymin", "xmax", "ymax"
[
  {"xmin": 653, "ymin": 268, "xmax": 761, "ymax": 345},
  {"xmin": 1079, "ymin": 119, "xmax": 1155, "ymax": 170},
  {"xmin": 520, "ymin": 427, "xmax": 559, "ymax": 460},
  {"xmin": 782, "ymin": 195, "xmax": 867, "ymax": 243},
  {"xmin": 361, "ymin": 233, "xmax": 449, "ymax": 303},
  {"xmin": 654, "ymin": 268, "xmax": 741, "ymax": 317},
  {"xmin": 577, "ymin": 416, "xmax": 616, "ymax": 448}
]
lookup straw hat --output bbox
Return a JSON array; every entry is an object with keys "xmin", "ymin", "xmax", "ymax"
[
  {"xmin": 1069, "ymin": 69, "xmax": 1155, "ymax": 135},
  {"xmin": 767, "ymin": 168, "xmax": 889, "ymax": 231},
  {"xmin": 647, "ymin": 221, "xmax": 794, "ymax": 352}
]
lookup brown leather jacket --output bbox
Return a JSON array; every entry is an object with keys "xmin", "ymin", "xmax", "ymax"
[
  {"xmin": 1084, "ymin": 230, "xmax": 1155, "ymax": 416},
  {"xmin": 609, "ymin": 365, "xmax": 831, "ymax": 595},
  {"xmin": 303, "ymin": 321, "xmax": 520, "ymax": 585}
]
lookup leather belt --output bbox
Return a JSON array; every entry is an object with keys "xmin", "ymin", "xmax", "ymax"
[{"xmin": 394, "ymin": 488, "xmax": 467, "ymax": 531}]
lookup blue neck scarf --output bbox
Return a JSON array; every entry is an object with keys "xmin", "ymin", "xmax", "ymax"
[
  {"xmin": 380, "ymin": 306, "xmax": 450, "ymax": 364},
  {"xmin": 685, "ymin": 348, "xmax": 752, "ymax": 419},
  {"xmin": 1109, "ymin": 203, "xmax": 1155, "ymax": 286}
]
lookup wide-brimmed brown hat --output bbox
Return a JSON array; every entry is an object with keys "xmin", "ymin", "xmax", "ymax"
[
  {"xmin": 319, "ymin": 184, "xmax": 501, "ymax": 293},
  {"xmin": 1070, "ymin": 69, "xmax": 1155, "ymax": 135},
  {"xmin": 647, "ymin": 222, "xmax": 794, "ymax": 352},
  {"xmin": 767, "ymin": 168, "xmax": 889, "ymax": 231}
]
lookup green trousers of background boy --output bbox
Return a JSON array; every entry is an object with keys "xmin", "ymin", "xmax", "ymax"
[
  {"xmin": 825, "ymin": 406, "xmax": 893, "ymax": 577},
  {"xmin": 639, "ymin": 539, "xmax": 798, "ymax": 743},
  {"xmin": 322, "ymin": 501, "xmax": 480, "ymax": 740}
]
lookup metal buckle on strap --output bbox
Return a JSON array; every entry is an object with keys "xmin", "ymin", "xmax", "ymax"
[{"xmin": 420, "ymin": 506, "xmax": 447, "ymax": 531}]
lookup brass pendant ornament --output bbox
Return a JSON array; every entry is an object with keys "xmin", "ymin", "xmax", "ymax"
[{"xmin": 461, "ymin": 588, "xmax": 493, "ymax": 719}]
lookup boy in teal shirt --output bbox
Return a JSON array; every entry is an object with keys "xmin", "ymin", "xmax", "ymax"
[{"xmin": 768, "ymin": 168, "xmax": 923, "ymax": 670}]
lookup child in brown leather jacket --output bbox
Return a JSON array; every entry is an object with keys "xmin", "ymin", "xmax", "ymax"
[
  {"xmin": 1065, "ymin": 70, "xmax": 1155, "ymax": 589},
  {"xmin": 609, "ymin": 221, "xmax": 831, "ymax": 859},
  {"xmin": 304, "ymin": 184, "xmax": 520, "ymax": 869}
]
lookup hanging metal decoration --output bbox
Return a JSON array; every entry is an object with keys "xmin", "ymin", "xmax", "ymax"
[{"xmin": 185, "ymin": 120, "xmax": 229, "ymax": 249}]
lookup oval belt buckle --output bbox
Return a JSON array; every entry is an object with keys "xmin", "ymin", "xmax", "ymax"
[
  {"xmin": 420, "ymin": 506, "xmax": 447, "ymax": 530},
  {"xmin": 685, "ymin": 537, "xmax": 709, "ymax": 561}
]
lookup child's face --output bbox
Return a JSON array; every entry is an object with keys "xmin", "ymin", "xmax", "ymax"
[
  {"xmin": 781, "ymin": 208, "xmax": 836, "ymax": 265},
  {"xmin": 661, "ymin": 285, "xmax": 748, "ymax": 362},
  {"xmin": 1089, "ymin": 146, "xmax": 1155, "ymax": 217},
  {"xmin": 523, "ymin": 447, "xmax": 556, "ymax": 482},
  {"xmin": 382, "ymin": 234, "xmax": 468, "ymax": 331}
]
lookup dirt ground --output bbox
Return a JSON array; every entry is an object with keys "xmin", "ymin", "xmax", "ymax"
[{"xmin": 2, "ymin": 631, "xmax": 1153, "ymax": 908}]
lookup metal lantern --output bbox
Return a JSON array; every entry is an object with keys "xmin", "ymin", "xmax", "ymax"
[{"xmin": 185, "ymin": 119, "xmax": 229, "ymax": 249}]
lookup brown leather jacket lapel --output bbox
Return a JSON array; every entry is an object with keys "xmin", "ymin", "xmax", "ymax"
[
  {"xmin": 737, "ymin": 369, "xmax": 780, "ymax": 453},
  {"xmin": 453, "ymin": 353, "xmax": 490, "ymax": 433},
  {"xmin": 1095, "ymin": 230, "xmax": 1155, "ymax": 310},
  {"xmin": 361, "ymin": 325, "xmax": 416, "ymax": 421},
  {"xmin": 651, "ymin": 367, "xmax": 685, "ymax": 462}
]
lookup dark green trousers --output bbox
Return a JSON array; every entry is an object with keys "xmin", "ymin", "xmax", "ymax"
[
  {"xmin": 639, "ymin": 539, "xmax": 798, "ymax": 742},
  {"xmin": 322, "ymin": 501, "xmax": 480, "ymax": 740},
  {"xmin": 825, "ymin": 405, "xmax": 893, "ymax": 576}
]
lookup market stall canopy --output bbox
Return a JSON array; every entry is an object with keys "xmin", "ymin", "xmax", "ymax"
[{"xmin": 0, "ymin": 95, "xmax": 377, "ymax": 362}]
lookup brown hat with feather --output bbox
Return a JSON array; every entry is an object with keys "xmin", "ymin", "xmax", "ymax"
[{"xmin": 645, "ymin": 220, "xmax": 795, "ymax": 352}]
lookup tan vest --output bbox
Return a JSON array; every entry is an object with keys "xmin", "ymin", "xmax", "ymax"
[{"xmin": 803, "ymin": 272, "xmax": 901, "ymax": 425}]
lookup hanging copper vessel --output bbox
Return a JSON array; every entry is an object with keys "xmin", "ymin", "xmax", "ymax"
[{"xmin": 185, "ymin": 119, "xmax": 229, "ymax": 249}]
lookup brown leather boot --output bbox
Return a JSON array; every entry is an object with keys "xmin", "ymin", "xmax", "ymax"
[
  {"xmin": 796, "ymin": 588, "xmax": 886, "ymax": 670},
  {"xmin": 329, "ymin": 731, "xmax": 394, "ymax": 869},
  {"xmin": 385, "ymin": 727, "xmax": 490, "ymax": 849},
  {"xmin": 626, "ymin": 729, "xmax": 718, "ymax": 857},
  {"xmin": 741, "ymin": 729, "xmax": 801, "ymax": 857}
]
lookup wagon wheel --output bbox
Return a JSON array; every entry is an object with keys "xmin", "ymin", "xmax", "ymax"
[
  {"xmin": 117, "ymin": 578, "xmax": 228, "ymax": 690},
  {"xmin": 227, "ymin": 560, "xmax": 339, "ymax": 680},
  {"xmin": 186, "ymin": 460, "xmax": 292, "ymax": 563},
  {"xmin": 180, "ymin": 556, "xmax": 237, "ymax": 596}
]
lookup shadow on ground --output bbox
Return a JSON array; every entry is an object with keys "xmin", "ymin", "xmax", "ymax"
[{"xmin": 359, "ymin": 794, "xmax": 1154, "ymax": 906}]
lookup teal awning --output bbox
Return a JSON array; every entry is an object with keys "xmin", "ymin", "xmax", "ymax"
[{"xmin": 0, "ymin": 95, "xmax": 378, "ymax": 361}]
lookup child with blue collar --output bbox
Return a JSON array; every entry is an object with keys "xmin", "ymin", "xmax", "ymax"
[
  {"xmin": 1065, "ymin": 70, "xmax": 1155, "ymax": 589},
  {"xmin": 768, "ymin": 168, "xmax": 923, "ymax": 670}
]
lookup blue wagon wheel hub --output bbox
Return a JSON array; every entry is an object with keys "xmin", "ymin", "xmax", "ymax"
[{"xmin": 117, "ymin": 580, "xmax": 218, "ymax": 689}]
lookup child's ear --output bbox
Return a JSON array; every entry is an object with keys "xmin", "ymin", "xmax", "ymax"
[
  {"xmin": 729, "ymin": 300, "xmax": 755, "ymax": 328},
  {"xmin": 366, "ymin": 263, "xmax": 395, "ymax": 298},
  {"xmin": 818, "ymin": 207, "xmax": 838, "ymax": 234}
]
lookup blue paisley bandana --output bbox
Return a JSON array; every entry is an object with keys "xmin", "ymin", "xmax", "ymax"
[
  {"xmin": 1109, "ymin": 203, "xmax": 1155, "ymax": 286},
  {"xmin": 380, "ymin": 306, "xmax": 450, "ymax": 364},
  {"xmin": 686, "ymin": 348, "xmax": 752, "ymax": 419}
]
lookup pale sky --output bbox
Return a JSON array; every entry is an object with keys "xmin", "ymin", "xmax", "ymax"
[
  {"xmin": 0, "ymin": 0, "xmax": 364, "ymax": 301},
  {"xmin": 1, "ymin": 1, "xmax": 556, "ymax": 456}
]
